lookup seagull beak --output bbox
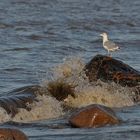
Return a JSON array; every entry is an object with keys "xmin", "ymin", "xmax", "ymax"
[{"xmin": 100, "ymin": 34, "xmax": 103, "ymax": 37}]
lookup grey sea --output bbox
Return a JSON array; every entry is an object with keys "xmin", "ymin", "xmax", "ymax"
[{"xmin": 0, "ymin": 0, "xmax": 140, "ymax": 139}]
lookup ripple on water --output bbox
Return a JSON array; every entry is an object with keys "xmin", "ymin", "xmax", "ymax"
[{"xmin": 3, "ymin": 48, "xmax": 31, "ymax": 52}]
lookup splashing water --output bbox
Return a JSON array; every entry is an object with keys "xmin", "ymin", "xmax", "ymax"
[
  {"xmin": 0, "ymin": 57, "xmax": 136, "ymax": 123},
  {"xmin": 43, "ymin": 57, "xmax": 135, "ymax": 108},
  {"xmin": 13, "ymin": 95, "xmax": 64, "ymax": 123},
  {"xmin": 0, "ymin": 107, "xmax": 11, "ymax": 123},
  {"xmin": 0, "ymin": 95, "xmax": 64, "ymax": 123}
]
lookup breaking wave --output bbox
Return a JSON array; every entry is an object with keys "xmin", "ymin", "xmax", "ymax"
[
  {"xmin": 0, "ymin": 95, "xmax": 63, "ymax": 123},
  {"xmin": 46, "ymin": 57, "xmax": 135, "ymax": 108},
  {"xmin": 0, "ymin": 56, "xmax": 136, "ymax": 123}
]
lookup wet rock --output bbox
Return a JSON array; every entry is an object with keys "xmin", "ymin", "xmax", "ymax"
[
  {"xmin": 47, "ymin": 80, "xmax": 76, "ymax": 101},
  {"xmin": 69, "ymin": 104, "xmax": 120, "ymax": 128},
  {"xmin": 0, "ymin": 85, "xmax": 42, "ymax": 117},
  {"xmin": 0, "ymin": 128, "xmax": 28, "ymax": 140},
  {"xmin": 84, "ymin": 55, "xmax": 140, "ymax": 87}
]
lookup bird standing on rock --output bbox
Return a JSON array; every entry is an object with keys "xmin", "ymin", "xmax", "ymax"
[{"xmin": 100, "ymin": 32, "xmax": 120, "ymax": 56}]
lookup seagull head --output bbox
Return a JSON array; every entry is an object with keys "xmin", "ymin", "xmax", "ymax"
[
  {"xmin": 100, "ymin": 32, "xmax": 108, "ymax": 37},
  {"xmin": 100, "ymin": 32, "xmax": 109, "ymax": 42}
]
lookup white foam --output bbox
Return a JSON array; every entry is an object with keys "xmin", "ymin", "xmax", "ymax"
[
  {"xmin": 0, "ymin": 107, "xmax": 11, "ymax": 123},
  {"xmin": 0, "ymin": 95, "xmax": 64, "ymax": 123},
  {"xmin": 12, "ymin": 95, "xmax": 64, "ymax": 123},
  {"xmin": 65, "ymin": 81, "xmax": 134, "ymax": 108},
  {"xmin": 49, "ymin": 57, "xmax": 135, "ymax": 108},
  {"xmin": 0, "ymin": 57, "xmax": 136, "ymax": 123}
]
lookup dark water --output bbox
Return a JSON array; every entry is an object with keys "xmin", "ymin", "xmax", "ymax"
[{"xmin": 0, "ymin": 0, "xmax": 140, "ymax": 139}]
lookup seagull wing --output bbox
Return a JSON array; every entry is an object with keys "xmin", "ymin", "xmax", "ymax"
[{"xmin": 104, "ymin": 41, "xmax": 118, "ymax": 50}]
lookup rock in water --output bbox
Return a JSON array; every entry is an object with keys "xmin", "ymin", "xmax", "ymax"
[
  {"xmin": 0, "ymin": 128, "xmax": 28, "ymax": 140},
  {"xmin": 84, "ymin": 55, "xmax": 140, "ymax": 87},
  {"xmin": 0, "ymin": 85, "xmax": 42, "ymax": 117},
  {"xmin": 69, "ymin": 104, "xmax": 120, "ymax": 128}
]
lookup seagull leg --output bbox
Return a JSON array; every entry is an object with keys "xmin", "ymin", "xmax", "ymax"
[
  {"xmin": 108, "ymin": 50, "xmax": 110, "ymax": 56},
  {"xmin": 108, "ymin": 50, "xmax": 111, "ymax": 57}
]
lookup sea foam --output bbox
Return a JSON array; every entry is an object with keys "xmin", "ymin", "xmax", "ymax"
[
  {"xmin": 0, "ymin": 57, "xmax": 136, "ymax": 123},
  {"xmin": 47, "ymin": 57, "xmax": 135, "ymax": 108}
]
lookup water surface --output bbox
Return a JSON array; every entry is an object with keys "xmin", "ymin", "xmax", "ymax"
[{"xmin": 0, "ymin": 0, "xmax": 140, "ymax": 139}]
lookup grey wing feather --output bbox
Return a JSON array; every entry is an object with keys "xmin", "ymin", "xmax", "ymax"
[{"xmin": 104, "ymin": 41, "xmax": 118, "ymax": 49}]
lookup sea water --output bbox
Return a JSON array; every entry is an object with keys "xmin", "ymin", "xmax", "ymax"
[{"xmin": 0, "ymin": 0, "xmax": 140, "ymax": 139}]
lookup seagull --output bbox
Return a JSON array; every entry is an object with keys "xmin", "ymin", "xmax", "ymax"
[{"xmin": 100, "ymin": 32, "xmax": 120, "ymax": 56}]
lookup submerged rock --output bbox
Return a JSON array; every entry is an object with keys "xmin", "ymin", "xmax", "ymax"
[
  {"xmin": 0, "ymin": 128, "xmax": 28, "ymax": 140},
  {"xmin": 69, "ymin": 104, "xmax": 120, "ymax": 128},
  {"xmin": 85, "ymin": 55, "xmax": 140, "ymax": 87}
]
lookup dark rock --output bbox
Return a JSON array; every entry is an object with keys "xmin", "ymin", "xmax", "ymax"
[
  {"xmin": 0, "ymin": 128, "xmax": 28, "ymax": 140},
  {"xmin": 84, "ymin": 55, "xmax": 140, "ymax": 87},
  {"xmin": 0, "ymin": 85, "xmax": 42, "ymax": 117},
  {"xmin": 69, "ymin": 104, "xmax": 120, "ymax": 128},
  {"xmin": 47, "ymin": 80, "xmax": 76, "ymax": 101}
]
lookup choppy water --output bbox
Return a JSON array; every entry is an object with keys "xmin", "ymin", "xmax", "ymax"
[{"xmin": 0, "ymin": 0, "xmax": 140, "ymax": 139}]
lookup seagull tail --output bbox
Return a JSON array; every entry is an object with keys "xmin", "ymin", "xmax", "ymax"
[{"xmin": 117, "ymin": 46, "xmax": 120, "ymax": 50}]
